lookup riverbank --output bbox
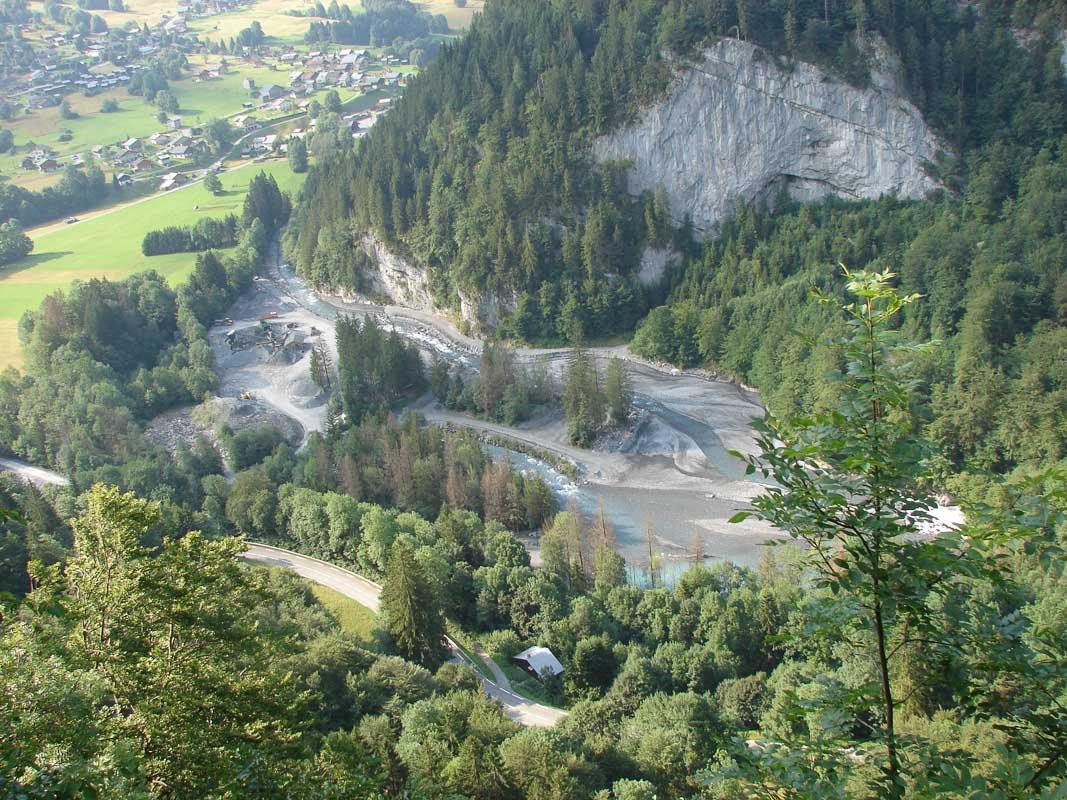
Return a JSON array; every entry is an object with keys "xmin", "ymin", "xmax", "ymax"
[{"xmin": 198, "ymin": 246, "xmax": 783, "ymax": 568}]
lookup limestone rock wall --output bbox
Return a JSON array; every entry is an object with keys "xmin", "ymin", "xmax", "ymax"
[
  {"xmin": 360, "ymin": 234, "xmax": 515, "ymax": 330},
  {"xmin": 593, "ymin": 37, "xmax": 945, "ymax": 234}
]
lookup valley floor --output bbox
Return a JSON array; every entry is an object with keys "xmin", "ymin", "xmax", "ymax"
[{"xmin": 200, "ymin": 242, "xmax": 785, "ymax": 568}]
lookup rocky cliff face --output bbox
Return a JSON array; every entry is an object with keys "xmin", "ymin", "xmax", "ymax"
[
  {"xmin": 359, "ymin": 234, "xmax": 438, "ymax": 312},
  {"xmin": 359, "ymin": 234, "xmax": 516, "ymax": 330},
  {"xmin": 594, "ymin": 37, "xmax": 945, "ymax": 234}
]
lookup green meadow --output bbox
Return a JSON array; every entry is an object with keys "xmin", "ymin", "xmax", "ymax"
[{"xmin": 0, "ymin": 160, "xmax": 304, "ymax": 370}]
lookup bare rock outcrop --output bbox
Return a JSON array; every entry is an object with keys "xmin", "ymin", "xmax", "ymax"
[
  {"xmin": 359, "ymin": 233, "xmax": 515, "ymax": 330},
  {"xmin": 359, "ymin": 233, "xmax": 437, "ymax": 312},
  {"xmin": 594, "ymin": 37, "xmax": 945, "ymax": 234}
]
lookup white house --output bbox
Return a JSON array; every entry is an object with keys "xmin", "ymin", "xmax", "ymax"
[{"xmin": 512, "ymin": 646, "xmax": 564, "ymax": 680}]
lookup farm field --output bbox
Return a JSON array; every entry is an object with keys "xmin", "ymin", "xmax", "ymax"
[
  {"xmin": 420, "ymin": 0, "xmax": 484, "ymax": 30},
  {"xmin": 186, "ymin": 0, "xmax": 332, "ymax": 44},
  {"xmin": 0, "ymin": 160, "xmax": 304, "ymax": 370}
]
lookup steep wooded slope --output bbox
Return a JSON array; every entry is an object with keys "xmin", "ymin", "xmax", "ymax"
[{"xmin": 291, "ymin": 0, "xmax": 1053, "ymax": 337}]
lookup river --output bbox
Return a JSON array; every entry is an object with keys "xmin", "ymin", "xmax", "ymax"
[{"xmin": 217, "ymin": 253, "xmax": 786, "ymax": 574}]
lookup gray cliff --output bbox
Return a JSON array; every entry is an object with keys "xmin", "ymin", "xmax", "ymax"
[
  {"xmin": 593, "ymin": 37, "xmax": 945, "ymax": 234},
  {"xmin": 359, "ymin": 234, "xmax": 515, "ymax": 330}
]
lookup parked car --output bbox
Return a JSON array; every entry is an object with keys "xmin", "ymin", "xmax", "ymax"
[{"xmin": 65, "ymin": 217, "xmax": 78, "ymax": 224}]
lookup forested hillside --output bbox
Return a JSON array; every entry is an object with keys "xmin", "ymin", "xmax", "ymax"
[
  {"xmin": 287, "ymin": 0, "xmax": 1067, "ymax": 483},
  {"xmin": 635, "ymin": 139, "xmax": 1067, "ymax": 485},
  {"xmin": 3, "ymin": 1, "xmax": 1067, "ymax": 796}
]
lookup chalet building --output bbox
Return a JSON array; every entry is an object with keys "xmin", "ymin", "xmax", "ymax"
[
  {"xmin": 159, "ymin": 172, "xmax": 189, "ymax": 191},
  {"xmin": 258, "ymin": 84, "xmax": 285, "ymax": 101},
  {"xmin": 512, "ymin": 647, "xmax": 564, "ymax": 681}
]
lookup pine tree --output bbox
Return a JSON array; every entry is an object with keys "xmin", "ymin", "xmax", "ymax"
[
  {"xmin": 562, "ymin": 340, "xmax": 606, "ymax": 446},
  {"xmin": 310, "ymin": 341, "xmax": 332, "ymax": 392},
  {"xmin": 784, "ymin": 6, "xmax": 798, "ymax": 54},
  {"xmin": 604, "ymin": 356, "xmax": 632, "ymax": 425},
  {"xmin": 380, "ymin": 538, "xmax": 446, "ymax": 666}
]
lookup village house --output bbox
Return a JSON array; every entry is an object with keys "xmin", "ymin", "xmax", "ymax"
[
  {"xmin": 159, "ymin": 172, "xmax": 189, "ymax": 191},
  {"xmin": 233, "ymin": 114, "xmax": 259, "ymax": 132},
  {"xmin": 162, "ymin": 17, "xmax": 187, "ymax": 34},
  {"xmin": 512, "ymin": 647, "xmax": 564, "ymax": 680},
  {"xmin": 258, "ymin": 83, "xmax": 285, "ymax": 102},
  {"xmin": 251, "ymin": 133, "xmax": 277, "ymax": 153},
  {"xmin": 112, "ymin": 150, "xmax": 140, "ymax": 167}
]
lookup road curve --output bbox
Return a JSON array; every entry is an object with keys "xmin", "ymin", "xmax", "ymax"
[
  {"xmin": 241, "ymin": 543, "xmax": 567, "ymax": 728},
  {"xmin": 0, "ymin": 457, "xmax": 70, "ymax": 487}
]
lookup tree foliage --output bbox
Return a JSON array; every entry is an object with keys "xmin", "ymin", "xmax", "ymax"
[{"xmin": 381, "ymin": 537, "xmax": 447, "ymax": 666}]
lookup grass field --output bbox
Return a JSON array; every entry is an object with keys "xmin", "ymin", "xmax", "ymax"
[
  {"xmin": 310, "ymin": 583, "xmax": 379, "ymax": 645},
  {"xmin": 187, "ymin": 0, "xmax": 330, "ymax": 44},
  {"xmin": 0, "ymin": 160, "xmax": 304, "ymax": 370},
  {"xmin": 420, "ymin": 0, "xmax": 484, "ymax": 30},
  {"xmin": 65, "ymin": 0, "xmax": 483, "ymax": 32}
]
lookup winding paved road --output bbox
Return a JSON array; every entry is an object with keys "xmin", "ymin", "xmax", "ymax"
[
  {"xmin": 242, "ymin": 543, "xmax": 567, "ymax": 728},
  {"xmin": 0, "ymin": 457, "xmax": 69, "ymax": 487}
]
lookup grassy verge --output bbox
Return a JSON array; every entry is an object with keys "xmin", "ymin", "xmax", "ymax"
[
  {"xmin": 445, "ymin": 626, "xmax": 495, "ymax": 681},
  {"xmin": 310, "ymin": 583, "xmax": 379, "ymax": 647}
]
